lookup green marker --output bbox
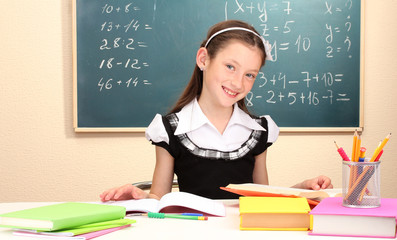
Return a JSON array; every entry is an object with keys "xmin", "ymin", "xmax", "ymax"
[{"xmin": 146, "ymin": 212, "xmax": 208, "ymax": 220}]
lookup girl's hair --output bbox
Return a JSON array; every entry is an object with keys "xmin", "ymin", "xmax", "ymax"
[{"xmin": 169, "ymin": 20, "xmax": 267, "ymax": 114}]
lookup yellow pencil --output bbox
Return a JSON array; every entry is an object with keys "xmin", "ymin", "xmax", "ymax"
[
  {"xmin": 369, "ymin": 133, "xmax": 392, "ymax": 162},
  {"xmin": 355, "ymin": 135, "xmax": 361, "ymax": 162},
  {"xmin": 371, "ymin": 134, "xmax": 391, "ymax": 162},
  {"xmin": 351, "ymin": 130, "xmax": 357, "ymax": 162},
  {"xmin": 375, "ymin": 141, "xmax": 382, "ymax": 153}
]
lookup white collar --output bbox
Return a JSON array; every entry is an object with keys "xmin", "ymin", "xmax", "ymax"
[{"xmin": 174, "ymin": 99, "xmax": 266, "ymax": 135}]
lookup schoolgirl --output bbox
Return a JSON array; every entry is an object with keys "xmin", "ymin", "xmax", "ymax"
[{"xmin": 100, "ymin": 20, "xmax": 332, "ymax": 201}]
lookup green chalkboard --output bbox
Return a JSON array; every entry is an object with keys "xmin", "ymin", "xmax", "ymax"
[{"xmin": 73, "ymin": 0, "xmax": 363, "ymax": 132}]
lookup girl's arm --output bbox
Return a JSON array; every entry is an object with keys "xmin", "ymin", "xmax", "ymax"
[
  {"xmin": 100, "ymin": 146, "xmax": 175, "ymax": 201},
  {"xmin": 252, "ymin": 150, "xmax": 269, "ymax": 184},
  {"xmin": 148, "ymin": 146, "xmax": 175, "ymax": 199}
]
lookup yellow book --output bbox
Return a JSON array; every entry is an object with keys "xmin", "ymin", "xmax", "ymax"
[{"xmin": 239, "ymin": 197, "xmax": 312, "ymax": 231}]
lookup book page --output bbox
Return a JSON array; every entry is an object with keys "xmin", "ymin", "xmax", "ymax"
[
  {"xmin": 103, "ymin": 199, "xmax": 160, "ymax": 213},
  {"xmin": 157, "ymin": 192, "xmax": 226, "ymax": 217}
]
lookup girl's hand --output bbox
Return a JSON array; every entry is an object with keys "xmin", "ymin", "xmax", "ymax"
[
  {"xmin": 99, "ymin": 184, "xmax": 148, "ymax": 202},
  {"xmin": 294, "ymin": 175, "xmax": 333, "ymax": 190}
]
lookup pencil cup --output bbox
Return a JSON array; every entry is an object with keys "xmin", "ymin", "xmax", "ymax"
[{"xmin": 342, "ymin": 160, "xmax": 381, "ymax": 208}]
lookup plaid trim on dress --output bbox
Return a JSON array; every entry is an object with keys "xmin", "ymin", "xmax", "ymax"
[{"xmin": 165, "ymin": 113, "xmax": 263, "ymax": 161}]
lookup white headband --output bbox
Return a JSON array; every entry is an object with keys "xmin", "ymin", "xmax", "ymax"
[{"xmin": 204, "ymin": 27, "xmax": 273, "ymax": 61}]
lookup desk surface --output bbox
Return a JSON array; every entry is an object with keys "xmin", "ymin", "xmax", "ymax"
[{"xmin": 0, "ymin": 201, "xmax": 391, "ymax": 240}]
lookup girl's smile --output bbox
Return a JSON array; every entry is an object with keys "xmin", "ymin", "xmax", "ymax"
[{"xmin": 222, "ymin": 86, "xmax": 238, "ymax": 97}]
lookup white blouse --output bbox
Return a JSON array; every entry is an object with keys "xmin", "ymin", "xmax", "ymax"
[{"xmin": 145, "ymin": 99, "xmax": 279, "ymax": 152}]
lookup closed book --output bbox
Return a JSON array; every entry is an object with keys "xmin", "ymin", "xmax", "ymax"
[
  {"xmin": 13, "ymin": 224, "xmax": 132, "ymax": 240},
  {"xmin": 14, "ymin": 218, "xmax": 135, "ymax": 237},
  {"xmin": 239, "ymin": 197, "xmax": 311, "ymax": 231},
  {"xmin": 309, "ymin": 197, "xmax": 397, "ymax": 238},
  {"xmin": 0, "ymin": 202, "xmax": 126, "ymax": 231}
]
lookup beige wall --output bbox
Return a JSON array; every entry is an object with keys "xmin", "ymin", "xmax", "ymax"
[{"xmin": 1, "ymin": 0, "xmax": 396, "ymax": 202}]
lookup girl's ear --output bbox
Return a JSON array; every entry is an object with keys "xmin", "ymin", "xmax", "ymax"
[{"xmin": 196, "ymin": 47, "xmax": 208, "ymax": 71}]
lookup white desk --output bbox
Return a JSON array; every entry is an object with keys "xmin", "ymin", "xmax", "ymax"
[{"xmin": 0, "ymin": 201, "xmax": 392, "ymax": 240}]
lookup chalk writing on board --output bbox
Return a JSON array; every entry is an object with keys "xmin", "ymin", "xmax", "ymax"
[
  {"xmin": 75, "ymin": 0, "xmax": 361, "ymax": 129},
  {"xmin": 97, "ymin": 2, "xmax": 152, "ymax": 92}
]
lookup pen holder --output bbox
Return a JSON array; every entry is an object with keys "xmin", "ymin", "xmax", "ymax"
[{"xmin": 342, "ymin": 160, "xmax": 381, "ymax": 208}]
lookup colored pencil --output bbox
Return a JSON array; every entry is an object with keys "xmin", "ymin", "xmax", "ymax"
[
  {"xmin": 334, "ymin": 141, "xmax": 350, "ymax": 161},
  {"xmin": 145, "ymin": 212, "xmax": 208, "ymax": 220},
  {"xmin": 354, "ymin": 134, "xmax": 361, "ymax": 162},
  {"xmin": 369, "ymin": 133, "xmax": 391, "ymax": 162},
  {"xmin": 351, "ymin": 130, "xmax": 357, "ymax": 162}
]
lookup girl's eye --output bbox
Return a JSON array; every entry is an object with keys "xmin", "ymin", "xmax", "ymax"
[
  {"xmin": 226, "ymin": 64, "xmax": 235, "ymax": 71},
  {"xmin": 246, "ymin": 73, "xmax": 256, "ymax": 79}
]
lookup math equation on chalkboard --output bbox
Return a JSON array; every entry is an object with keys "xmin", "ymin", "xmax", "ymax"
[{"xmin": 74, "ymin": 0, "xmax": 362, "ymax": 131}]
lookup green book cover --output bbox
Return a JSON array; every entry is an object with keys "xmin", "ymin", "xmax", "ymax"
[
  {"xmin": 0, "ymin": 202, "xmax": 126, "ymax": 231},
  {"xmin": 52, "ymin": 218, "xmax": 135, "ymax": 236},
  {"xmin": 16, "ymin": 219, "xmax": 136, "ymax": 237}
]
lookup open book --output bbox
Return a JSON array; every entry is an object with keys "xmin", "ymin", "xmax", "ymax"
[
  {"xmin": 103, "ymin": 192, "xmax": 226, "ymax": 217},
  {"xmin": 221, "ymin": 183, "xmax": 342, "ymax": 206}
]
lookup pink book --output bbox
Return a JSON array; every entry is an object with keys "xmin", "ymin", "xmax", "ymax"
[
  {"xmin": 309, "ymin": 197, "xmax": 397, "ymax": 238},
  {"xmin": 78, "ymin": 224, "xmax": 130, "ymax": 239},
  {"xmin": 13, "ymin": 224, "xmax": 131, "ymax": 239}
]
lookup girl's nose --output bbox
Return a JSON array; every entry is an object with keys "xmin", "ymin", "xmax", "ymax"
[{"xmin": 231, "ymin": 75, "xmax": 243, "ymax": 90}]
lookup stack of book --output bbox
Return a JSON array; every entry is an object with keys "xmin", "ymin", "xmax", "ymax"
[
  {"xmin": 236, "ymin": 185, "xmax": 397, "ymax": 238},
  {"xmin": 0, "ymin": 202, "xmax": 135, "ymax": 239}
]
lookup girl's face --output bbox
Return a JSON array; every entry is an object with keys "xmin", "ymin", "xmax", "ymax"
[{"xmin": 199, "ymin": 40, "xmax": 262, "ymax": 110}]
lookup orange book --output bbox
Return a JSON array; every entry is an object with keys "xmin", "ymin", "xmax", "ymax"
[{"xmin": 221, "ymin": 184, "xmax": 342, "ymax": 207}]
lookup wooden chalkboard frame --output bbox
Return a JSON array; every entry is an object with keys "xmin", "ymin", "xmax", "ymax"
[{"xmin": 73, "ymin": 0, "xmax": 364, "ymax": 133}]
